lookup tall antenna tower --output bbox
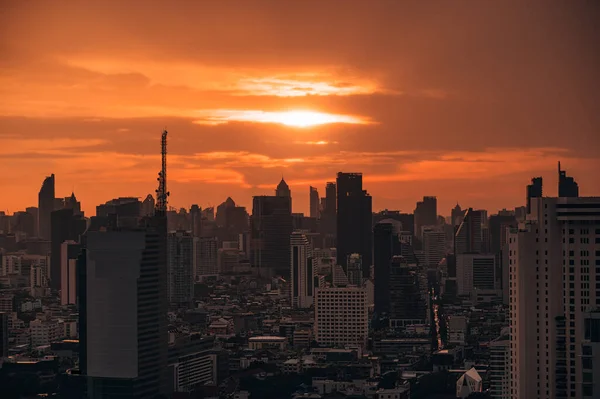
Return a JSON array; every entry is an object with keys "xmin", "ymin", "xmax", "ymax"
[{"xmin": 155, "ymin": 129, "xmax": 170, "ymax": 214}]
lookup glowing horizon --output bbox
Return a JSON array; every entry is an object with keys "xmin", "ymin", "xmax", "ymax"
[{"xmin": 193, "ymin": 109, "xmax": 370, "ymax": 127}]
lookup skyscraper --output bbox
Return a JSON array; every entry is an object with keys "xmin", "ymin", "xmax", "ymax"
[
  {"xmin": 456, "ymin": 253, "xmax": 496, "ymax": 296},
  {"xmin": 422, "ymin": 226, "xmax": 446, "ymax": 268},
  {"xmin": 167, "ymin": 231, "xmax": 194, "ymax": 307},
  {"xmin": 336, "ymin": 172, "xmax": 372, "ymax": 277},
  {"xmin": 290, "ymin": 232, "xmax": 315, "ymax": 308},
  {"xmin": 38, "ymin": 173, "xmax": 55, "ymax": 240},
  {"xmin": 389, "ymin": 256, "xmax": 426, "ymax": 328},
  {"xmin": 250, "ymin": 195, "xmax": 293, "ymax": 278},
  {"xmin": 50, "ymin": 208, "xmax": 86, "ymax": 291},
  {"xmin": 526, "ymin": 177, "xmax": 543, "ymax": 213},
  {"xmin": 346, "ymin": 253, "xmax": 363, "ymax": 286},
  {"xmin": 80, "ymin": 217, "xmax": 168, "ymax": 398},
  {"xmin": 276, "ymin": 177, "xmax": 292, "ymax": 211},
  {"xmin": 60, "ymin": 240, "xmax": 81, "ymax": 305},
  {"xmin": 509, "ymin": 196, "xmax": 600, "ymax": 399},
  {"xmin": 414, "ymin": 196, "xmax": 437, "ymax": 239},
  {"xmin": 454, "ymin": 208, "xmax": 485, "ymax": 255},
  {"xmin": 195, "ymin": 237, "xmax": 218, "ymax": 279},
  {"xmin": 373, "ymin": 222, "xmax": 397, "ymax": 317},
  {"xmin": 309, "ymin": 186, "xmax": 320, "ymax": 219}
]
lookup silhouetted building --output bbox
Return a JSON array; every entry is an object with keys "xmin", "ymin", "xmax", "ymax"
[
  {"xmin": 451, "ymin": 203, "xmax": 465, "ymax": 226},
  {"xmin": 167, "ymin": 231, "xmax": 194, "ymax": 307},
  {"xmin": 290, "ymin": 232, "xmax": 315, "ymax": 308},
  {"xmin": 336, "ymin": 172, "xmax": 372, "ymax": 276},
  {"xmin": 373, "ymin": 222, "xmax": 398, "ymax": 317},
  {"xmin": 60, "ymin": 240, "xmax": 81, "ymax": 305},
  {"xmin": 389, "ymin": 256, "xmax": 426, "ymax": 327},
  {"xmin": 196, "ymin": 237, "xmax": 218, "ymax": 279},
  {"xmin": 79, "ymin": 215, "xmax": 168, "ymax": 398},
  {"xmin": 38, "ymin": 174, "xmax": 55, "ymax": 240},
  {"xmin": 50, "ymin": 208, "xmax": 86, "ymax": 291},
  {"xmin": 319, "ymin": 182, "xmax": 337, "ymax": 244},
  {"xmin": 141, "ymin": 194, "xmax": 155, "ymax": 217},
  {"xmin": 526, "ymin": 177, "xmax": 543, "ymax": 213},
  {"xmin": 558, "ymin": 161, "xmax": 579, "ymax": 198},
  {"xmin": 414, "ymin": 196, "xmax": 437, "ymax": 239},
  {"xmin": 372, "ymin": 210, "xmax": 415, "ymax": 236},
  {"xmin": 346, "ymin": 253, "xmax": 363, "ymax": 286},
  {"xmin": 309, "ymin": 186, "xmax": 320, "ymax": 219},
  {"xmin": 454, "ymin": 208, "xmax": 484, "ymax": 255},
  {"xmin": 216, "ymin": 197, "xmax": 235, "ymax": 227},
  {"xmin": 190, "ymin": 204, "xmax": 202, "ymax": 237},
  {"xmin": 11, "ymin": 211, "xmax": 36, "ymax": 237},
  {"xmin": 276, "ymin": 177, "xmax": 292, "ymax": 211},
  {"xmin": 0, "ymin": 312, "xmax": 7, "ymax": 358},
  {"xmin": 250, "ymin": 195, "xmax": 293, "ymax": 278}
]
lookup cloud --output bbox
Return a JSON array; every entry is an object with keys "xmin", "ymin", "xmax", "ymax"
[{"xmin": 192, "ymin": 109, "xmax": 371, "ymax": 127}]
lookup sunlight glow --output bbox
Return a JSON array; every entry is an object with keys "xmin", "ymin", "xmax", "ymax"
[{"xmin": 194, "ymin": 110, "xmax": 368, "ymax": 127}]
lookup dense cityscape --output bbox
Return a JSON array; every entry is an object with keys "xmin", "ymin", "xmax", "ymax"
[{"xmin": 0, "ymin": 128, "xmax": 597, "ymax": 399}]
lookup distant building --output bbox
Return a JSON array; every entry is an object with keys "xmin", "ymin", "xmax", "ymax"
[
  {"xmin": 336, "ymin": 173, "xmax": 372, "ymax": 277},
  {"xmin": 38, "ymin": 174, "xmax": 55, "ymax": 240},
  {"xmin": 456, "ymin": 253, "xmax": 496, "ymax": 296},
  {"xmin": 389, "ymin": 256, "xmax": 426, "ymax": 328},
  {"xmin": 414, "ymin": 196, "xmax": 437, "ymax": 239},
  {"xmin": 309, "ymin": 186, "xmax": 320, "ymax": 219},
  {"xmin": 290, "ymin": 232, "xmax": 316, "ymax": 308},
  {"xmin": 456, "ymin": 368, "xmax": 482, "ymax": 398},
  {"xmin": 196, "ymin": 237, "xmax": 218, "ymax": 279},
  {"xmin": 422, "ymin": 227, "xmax": 446, "ymax": 268},
  {"xmin": 558, "ymin": 161, "xmax": 579, "ymax": 197},
  {"xmin": 50, "ymin": 208, "xmax": 86, "ymax": 291},
  {"xmin": 60, "ymin": 240, "xmax": 81, "ymax": 305},
  {"xmin": 489, "ymin": 331, "xmax": 510, "ymax": 399},
  {"xmin": 373, "ymin": 222, "xmax": 399, "ymax": 317},
  {"xmin": 314, "ymin": 286, "xmax": 368, "ymax": 348},
  {"xmin": 454, "ymin": 208, "xmax": 485, "ymax": 255},
  {"xmin": 526, "ymin": 177, "xmax": 543, "ymax": 213},
  {"xmin": 0, "ymin": 312, "xmax": 8, "ymax": 358},
  {"xmin": 346, "ymin": 253, "xmax": 363, "ymax": 286},
  {"xmin": 167, "ymin": 231, "xmax": 194, "ymax": 306}
]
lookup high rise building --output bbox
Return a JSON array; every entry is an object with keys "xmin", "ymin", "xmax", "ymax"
[
  {"xmin": 141, "ymin": 194, "xmax": 155, "ymax": 217},
  {"xmin": 0, "ymin": 312, "xmax": 8, "ymax": 359},
  {"xmin": 79, "ymin": 217, "xmax": 168, "ymax": 398},
  {"xmin": 373, "ymin": 222, "xmax": 397, "ymax": 317},
  {"xmin": 336, "ymin": 173, "xmax": 372, "ymax": 277},
  {"xmin": 454, "ymin": 208, "xmax": 485, "ymax": 255},
  {"xmin": 216, "ymin": 197, "xmax": 235, "ymax": 227},
  {"xmin": 451, "ymin": 203, "xmax": 465, "ymax": 226},
  {"xmin": 50, "ymin": 208, "xmax": 86, "ymax": 291},
  {"xmin": 250, "ymin": 195, "xmax": 293, "ymax": 278},
  {"xmin": 196, "ymin": 237, "xmax": 218, "ymax": 279},
  {"xmin": 276, "ymin": 177, "xmax": 292, "ymax": 211},
  {"xmin": 309, "ymin": 186, "xmax": 320, "ymax": 219},
  {"xmin": 60, "ymin": 240, "xmax": 81, "ymax": 305},
  {"xmin": 558, "ymin": 161, "xmax": 579, "ymax": 198},
  {"xmin": 373, "ymin": 210, "xmax": 415, "ymax": 236},
  {"xmin": 189, "ymin": 205, "xmax": 202, "ymax": 238},
  {"xmin": 456, "ymin": 253, "xmax": 496, "ymax": 297},
  {"xmin": 414, "ymin": 196, "xmax": 437, "ymax": 239},
  {"xmin": 290, "ymin": 232, "xmax": 315, "ymax": 309},
  {"xmin": 489, "ymin": 329, "xmax": 510, "ymax": 399},
  {"xmin": 526, "ymin": 177, "xmax": 543, "ymax": 213},
  {"xmin": 508, "ymin": 196, "xmax": 600, "ymax": 399},
  {"xmin": 346, "ymin": 254, "xmax": 363, "ymax": 286},
  {"xmin": 314, "ymin": 286, "xmax": 368, "ymax": 348},
  {"xmin": 167, "ymin": 231, "xmax": 194, "ymax": 307},
  {"xmin": 422, "ymin": 227, "xmax": 446, "ymax": 268},
  {"xmin": 38, "ymin": 173, "xmax": 55, "ymax": 240},
  {"xmin": 389, "ymin": 256, "xmax": 426, "ymax": 328}
]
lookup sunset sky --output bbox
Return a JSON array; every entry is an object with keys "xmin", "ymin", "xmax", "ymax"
[{"xmin": 1, "ymin": 1, "xmax": 599, "ymax": 216}]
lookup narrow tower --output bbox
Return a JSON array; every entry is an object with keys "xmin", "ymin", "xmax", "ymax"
[{"xmin": 155, "ymin": 130, "xmax": 170, "ymax": 215}]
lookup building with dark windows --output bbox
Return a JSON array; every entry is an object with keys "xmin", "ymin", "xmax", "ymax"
[
  {"xmin": 336, "ymin": 172, "xmax": 372, "ymax": 277},
  {"xmin": 389, "ymin": 256, "xmax": 426, "ymax": 328},
  {"xmin": 167, "ymin": 231, "xmax": 194, "ymax": 307},
  {"xmin": 79, "ymin": 215, "xmax": 168, "ymax": 398},
  {"xmin": 558, "ymin": 161, "xmax": 579, "ymax": 198},
  {"xmin": 38, "ymin": 173, "xmax": 55, "ymax": 240},
  {"xmin": 454, "ymin": 208, "xmax": 485, "ymax": 255},
  {"xmin": 414, "ymin": 196, "xmax": 437, "ymax": 239},
  {"xmin": 373, "ymin": 222, "xmax": 400, "ymax": 317},
  {"xmin": 250, "ymin": 195, "xmax": 293, "ymax": 278},
  {"xmin": 526, "ymin": 177, "xmax": 543, "ymax": 213},
  {"xmin": 50, "ymin": 208, "xmax": 86, "ymax": 291},
  {"xmin": 309, "ymin": 186, "xmax": 320, "ymax": 219},
  {"xmin": 319, "ymin": 182, "xmax": 337, "ymax": 246}
]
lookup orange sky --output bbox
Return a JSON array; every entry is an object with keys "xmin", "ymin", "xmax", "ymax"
[{"xmin": 1, "ymin": 1, "xmax": 599, "ymax": 216}]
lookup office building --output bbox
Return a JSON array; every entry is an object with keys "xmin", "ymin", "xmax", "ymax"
[
  {"xmin": 489, "ymin": 330, "xmax": 510, "ymax": 399},
  {"xmin": 167, "ymin": 334, "xmax": 216, "ymax": 393},
  {"xmin": 346, "ymin": 253, "xmax": 363, "ymax": 286},
  {"xmin": 250, "ymin": 195, "xmax": 293, "ymax": 278},
  {"xmin": 290, "ymin": 232, "xmax": 315, "ymax": 308},
  {"xmin": 50, "ymin": 208, "xmax": 86, "ymax": 291},
  {"xmin": 319, "ymin": 182, "xmax": 337, "ymax": 243},
  {"xmin": 373, "ymin": 222, "xmax": 398, "ymax": 316},
  {"xmin": 422, "ymin": 226, "xmax": 446, "ymax": 268},
  {"xmin": 310, "ymin": 186, "xmax": 320, "ymax": 219},
  {"xmin": 196, "ymin": 237, "xmax": 218, "ymax": 279},
  {"xmin": 389, "ymin": 256, "xmax": 426, "ymax": 328},
  {"xmin": 581, "ymin": 311, "xmax": 600, "ymax": 399},
  {"xmin": 558, "ymin": 161, "xmax": 579, "ymax": 198},
  {"xmin": 167, "ymin": 231, "xmax": 194, "ymax": 306},
  {"xmin": 60, "ymin": 240, "xmax": 81, "ymax": 305},
  {"xmin": 38, "ymin": 174, "xmax": 55, "ymax": 240},
  {"xmin": 314, "ymin": 286, "xmax": 368, "ymax": 348},
  {"xmin": 509, "ymin": 196, "xmax": 600, "ymax": 399},
  {"xmin": 454, "ymin": 208, "xmax": 485, "ymax": 255},
  {"xmin": 414, "ymin": 196, "xmax": 437, "ymax": 239},
  {"xmin": 526, "ymin": 177, "xmax": 543, "ymax": 213},
  {"xmin": 456, "ymin": 253, "xmax": 496, "ymax": 296},
  {"xmin": 80, "ymin": 217, "xmax": 168, "ymax": 398},
  {"xmin": 336, "ymin": 173, "xmax": 372, "ymax": 276}
]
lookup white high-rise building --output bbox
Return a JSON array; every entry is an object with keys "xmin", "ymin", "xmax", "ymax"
[
  {"xmin": 509, "ymin": 197, "xmax": 600, "ymax": 399},
  {"xmin": 456, "ymin": 253, "xmax": 496, "ymax": 296},
  {"xmin": 489, "ymin": 329, "xmax": 510, "ymax": 399},
  {"xmin": 314, "ymin": 286, "xmax": 368, "ymax": 348},
  {"xmin": 290, "ymin": 232, "xmax": 316, "ymax": 308},
  {"xmin": 423, "ymin": 227, "xmax": 446, "ymax": 268},
  {"xmin": 167, "ymin": 231, "xmax": 194, "ymax": 306}
]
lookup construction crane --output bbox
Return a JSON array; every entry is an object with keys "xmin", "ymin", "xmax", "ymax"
[{"xmin": 155, "ymin": 129, "xmax": 170, "ymax": 214}]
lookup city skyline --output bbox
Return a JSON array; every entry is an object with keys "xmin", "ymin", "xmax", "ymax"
[{"xmin": 1, "ymin": 2, "xmax": 599, "ymax": 216}]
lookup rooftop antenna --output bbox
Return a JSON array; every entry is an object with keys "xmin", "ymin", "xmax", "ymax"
[{"xmin": 155, "ymin": 129, "xmax": 170, "ymax": 215}]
